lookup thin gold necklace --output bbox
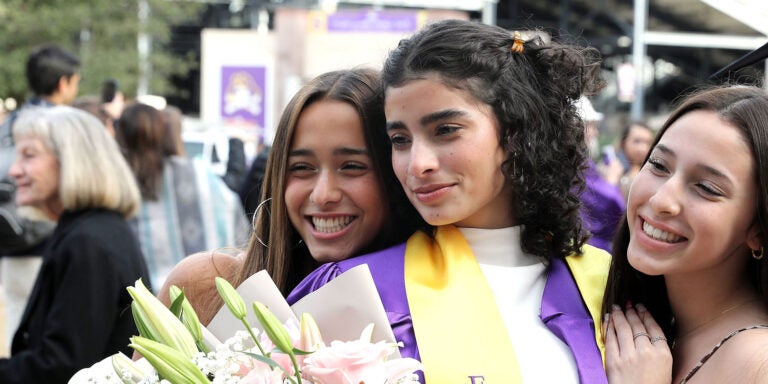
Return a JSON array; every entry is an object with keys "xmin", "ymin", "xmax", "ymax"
[{"xmin": 674, "ymin": 298, "xmax": 760, "ymax": 346}]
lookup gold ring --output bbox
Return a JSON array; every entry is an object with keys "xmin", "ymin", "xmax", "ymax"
[
  {"xmin": 633, "ymin": 331, "xmax": 650, "ymax": 340},
  {"xmin": 650, "ymin": 335, "xmax": 667, "ymax": 344}
]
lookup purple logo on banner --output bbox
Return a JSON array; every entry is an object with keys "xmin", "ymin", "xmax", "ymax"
[
  {"xmin": 327, "ymin": 10, "xmax": 417, "ymax": 33},
  {"xmin": 221, "ymin": 66, "xmax": 266, "ymax": 128}
]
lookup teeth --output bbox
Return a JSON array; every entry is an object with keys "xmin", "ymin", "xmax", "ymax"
[
  {"xmin": 642, "ymin": 221, "xmax": 682, "ymax": 243},
  {"xmin": 312, "ymin": 216, "xmax": 354, "ymax": 233}
]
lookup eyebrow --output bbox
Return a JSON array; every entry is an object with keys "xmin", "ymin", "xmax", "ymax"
[
  {"xmin": 386, "ymin": 109, "xmax": 468, "ymax": 131},
  {"xmin": 655, "ymin": 143, "xmax": 732, "ymax": 183},
  {"xmin": 288, "ymin": 147, "xmax": 369, "ymax": 157}
]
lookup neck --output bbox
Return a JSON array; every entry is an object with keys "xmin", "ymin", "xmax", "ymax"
[
  {"xmin": 43, "ymin": 201, "xmax": 64, "ymax": 222},
  {"xmin": 666, "ymin": 273, "xmax": 758, "ymax": 339},
  {"xmin": 41, "ymin": 93, "xmax": 65, "ymax": 105}
]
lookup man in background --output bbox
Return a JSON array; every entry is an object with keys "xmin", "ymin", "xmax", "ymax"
[{"xmin": 0, "ymin": 44, "xmax": 80, "ymax": 348}]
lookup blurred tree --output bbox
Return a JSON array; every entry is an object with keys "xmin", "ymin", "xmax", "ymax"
[{"xmin": 0, "ymin": 0, "xmax": 203, "ymax": 103}]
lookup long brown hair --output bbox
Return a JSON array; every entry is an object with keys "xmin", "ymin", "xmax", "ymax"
[{"xmin": 115, "ymin": 103, "xmax": 166, "ymax": 200}]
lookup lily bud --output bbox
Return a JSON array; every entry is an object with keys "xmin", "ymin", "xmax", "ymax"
[
  {"xmin": 215, "ymin": 277, "xmax": 247, "ymax": 320},
  {"xmin": 298, "ymin": 312, "xmax": 324, "ymax": 352},
  {"xmin": 111, "ymin": 352, "xmax": 149, "ymax": 383},
  {"xmin": 127, "ymin": 279, "xmax": 198, "ymax": 358},
  {"xmin": 169, "ymin": 286, "xmax": 205, "ymax": 351},
  {"xmin": 252, "ymin": 302, "xmax": 294, "ymax": 354},
  {"xmin": 129, "ymin": 336, "xmax": 209, "ymax": 384}
]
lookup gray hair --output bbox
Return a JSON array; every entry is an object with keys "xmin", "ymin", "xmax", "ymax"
[{"xmin": 13, "ymin": 106, "xmax": 141, "ymax": 217}]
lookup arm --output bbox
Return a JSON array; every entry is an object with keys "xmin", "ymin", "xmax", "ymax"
[{"xmin": 0, "ymin": 235, "xmax": 136, "ymax": 383}]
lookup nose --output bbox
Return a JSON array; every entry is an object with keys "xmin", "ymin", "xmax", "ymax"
[
  {"xmin": 648, "ymin": 178, "xmax": 682, "ymax": 216},
  {"xmin": 310, "ymin": 170, "xmax": 342, "ymax": 206},
  {"xmin": 407, "ymin": 139, "xmax": 439, "ymax": 178},
  {"xmin": 8, "ymin": 159, "xmax": 22, "ymax": 180}
]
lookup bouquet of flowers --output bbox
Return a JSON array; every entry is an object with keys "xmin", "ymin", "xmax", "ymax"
[{"xmin": 71, "ymin": 277, "xmax": 422, "ymax": 384}]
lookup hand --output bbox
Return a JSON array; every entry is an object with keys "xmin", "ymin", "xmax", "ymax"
[
  {"xmin": 605, "ymin": 303, "xmax": 673, "ymax": 384},
  {"xmin": 598, "ymin": 158, "xmax": 625, "ymax": 186}
]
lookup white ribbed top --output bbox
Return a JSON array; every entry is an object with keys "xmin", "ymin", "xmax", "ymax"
[{"xmin": 459, "ymin": 226, "xmax": 579, "ymax": 383}]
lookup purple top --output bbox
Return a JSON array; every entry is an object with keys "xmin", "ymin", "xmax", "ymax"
[
  {"xmin": 580, "ymin": 161, "xmax": 626, "ymax": 252},
  {"xmin": 287, "ymin": 242, "xmax": 607, "ymax": 384}
]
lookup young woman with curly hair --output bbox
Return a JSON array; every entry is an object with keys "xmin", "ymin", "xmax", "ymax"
[{"xmin": 288, "ymin": 19, "xmax": 608, "ymax": 383}]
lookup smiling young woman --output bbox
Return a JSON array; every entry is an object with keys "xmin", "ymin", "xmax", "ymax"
[{"xmin": 603, "ymin": 86, "xmax": 768, "ymax": 384}]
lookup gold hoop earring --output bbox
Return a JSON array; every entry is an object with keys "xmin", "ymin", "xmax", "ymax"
[
  {"xmin": 752, "ymin": 246, "xmax": 764, "ymax": 260},
  {"xmin": 251, "ymin": 198, "xmax": 271, "ymax": 248}
]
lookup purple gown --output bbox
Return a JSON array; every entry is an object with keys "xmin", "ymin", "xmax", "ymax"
[{"xmin": 287, "ymin": 242, "xmax": 607, "ymax": 384}]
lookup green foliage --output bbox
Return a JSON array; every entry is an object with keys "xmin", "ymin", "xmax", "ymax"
[{"xmin": 0, "ymin": 0, "xmax": 203, "ymax": 102}]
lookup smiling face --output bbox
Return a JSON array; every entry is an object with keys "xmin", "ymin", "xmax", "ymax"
[
  {"xmin": 385, "ymin": 77, "xmax": 513, "ymax": 228},
  {"xmin": 626, "ymin": 110, "xmax": 759, "ymax": 278},
  {"xmin": 9, "ymin": 136, "xmax": 63, "ymax": 220},
  {"xmin": 284, "ymin": 99, "xmax": 387, "ymax": 263}
]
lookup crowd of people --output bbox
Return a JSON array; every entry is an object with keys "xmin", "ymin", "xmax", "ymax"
[{"xmin": 0, "ymin": 18, "xmax": 767, "ymax": 384}]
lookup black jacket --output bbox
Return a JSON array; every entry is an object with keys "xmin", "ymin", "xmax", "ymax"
[{"xmin": 0, "ymin": 209, "xmax": 150, "ymax": 383}]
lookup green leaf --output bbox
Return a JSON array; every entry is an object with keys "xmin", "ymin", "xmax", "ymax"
[{"xmin": 168, "ymin": 287, "xmax": 185, "ymax": 318}]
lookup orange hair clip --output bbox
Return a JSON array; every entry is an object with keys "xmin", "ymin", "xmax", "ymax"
[{"xmin": 511, "ymin": 31, "xmax": 525, "ymax": 54}]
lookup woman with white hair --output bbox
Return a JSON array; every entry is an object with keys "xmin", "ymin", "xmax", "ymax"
[{"xmin": 2, "ymin": 106, "xmax": 150, "ymax": 383}]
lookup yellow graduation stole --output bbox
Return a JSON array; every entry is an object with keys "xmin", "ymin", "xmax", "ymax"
[
  {"xmin": 404, "ymin": 225, "xmax": 522, "ymax": 383},
  {"xmin": 564, "ymin": 245, "xmax": 611, "ymax": 365}
]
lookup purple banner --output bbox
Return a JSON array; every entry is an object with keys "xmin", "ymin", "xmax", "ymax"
[
  {"xmin": 327, "ymin": 10, "xmax": 418, "ymax": 33},
  {"xmin": 220, "ymin": 66, "xmax": 266, "ymax": 128}
]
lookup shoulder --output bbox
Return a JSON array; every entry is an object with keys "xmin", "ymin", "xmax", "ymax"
[
  {"xmin": 567, "ymin": 244, "xmax": 611, "ymax": 277},
  {"xmin": 338, "ymin": 242, "xmax": 408, "ymax": 270},
  {"xmin": 708, "ymin": 327, "xmax": 768, "ymax": 382},
  {"xmin": 54, "ymin": 210, "xmax": 137, "ymax": 256},
  {"xmin": 158, "ymin": 251, "xmax": 243, "ymax": 323},
  {"xmin": 287, "ymin": 242, "xmax": 407, "ymax": 304},
  {"xmin": 160, "ymin": 251, "xmax": 243, "ymax": 299}
]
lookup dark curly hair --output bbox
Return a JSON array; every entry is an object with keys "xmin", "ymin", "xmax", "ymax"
[{"xmin": 381, "ymin": 19, "xmax": 604, "ymax": 260}]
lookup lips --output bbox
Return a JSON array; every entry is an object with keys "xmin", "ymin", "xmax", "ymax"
[{"xmin": 411, "ymin": 182, "xmax": 454, "ymax": 203}]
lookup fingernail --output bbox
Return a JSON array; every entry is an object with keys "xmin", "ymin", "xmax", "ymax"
[
  {"xmin": 636, "ymin": 303, "xmax": 647, "ymax": 312},
  {"xmin": 612, "ymin": 304, "xmax": 621, "ymax": 311},
  {"xmin": 604, "ymin": 313, "xmax": 610, "ymax": 323}
]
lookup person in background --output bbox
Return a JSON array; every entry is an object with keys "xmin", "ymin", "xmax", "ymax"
[
  {"xmin": 100, "ymin": 78, "xmax": 124, "ymax": 123},
  {"xmin": 1, "ymin": 106, "xmax": 149, "ymax": 383},
  {"xmin": 239, "ymin": 137, "xmax": 271, "ymax": 218},
  {"xmin": 222, "ymin": 136, "xmax": 247, "ymax": 194},
  {"xmin": 0, "ymin": 44, "xmax": 80, "ymax": 346},
  {"xmin": 72, "ymin": 95, "xmax": 114, "ymax": 136},
  {"xmin": 160, "ymin": 104, "xmax": 186, "ymax": 156},
  {"xmin": 115, "ymin": 102, "xmax": 250, "ymax": 289},
  {"xmin": 617, "ymin": 121, "xmax": 655, "ymax": 200},
  {"xmin": 289, "ymin": 19, "xmax": 608, "ymax": 383},
  {"xmin": 603, "ymin": 86, "xmax": 768, "ymax": 384},
  {"xmin": 157, "ymin": 68, "xmax": 421, "ymax": 325},
  {"xmin": 577, "ymin": 95, "xmax": 626, "ymax": 252}
]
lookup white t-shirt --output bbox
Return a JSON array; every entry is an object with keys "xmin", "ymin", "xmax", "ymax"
[{"xmin": 459, "ymin": 226, "xmax": 580, "ymax": 383}]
